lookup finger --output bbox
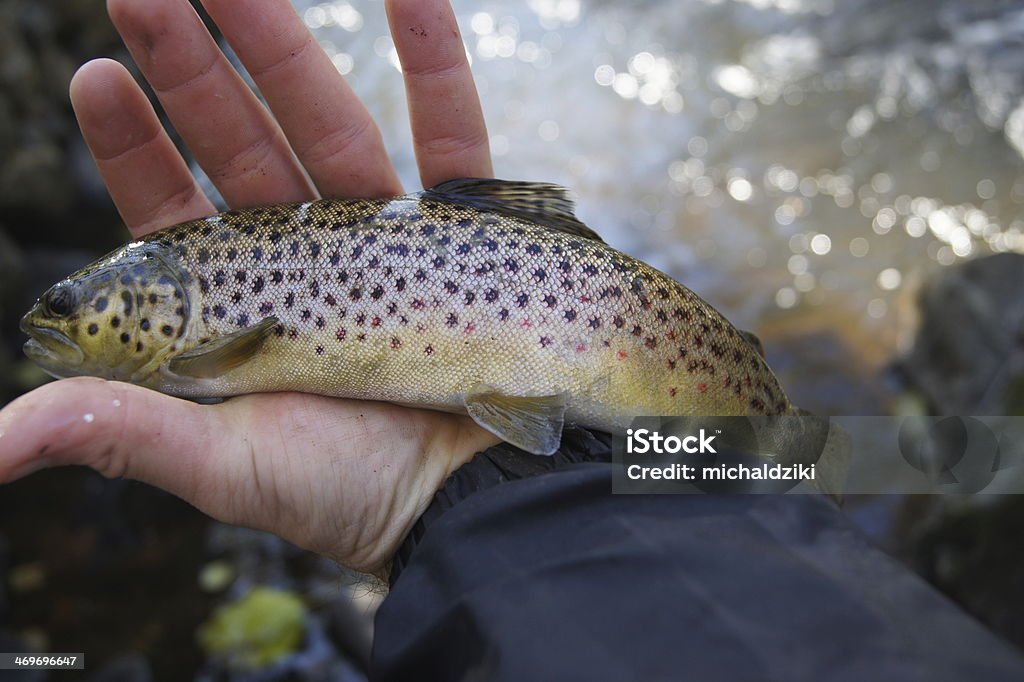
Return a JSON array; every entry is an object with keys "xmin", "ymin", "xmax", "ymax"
[
  {"xmin": 70, "ymin": 59, "xmax": 217, "ymax": 237},
  {"xmin": 0, "ymin": 378, "xmax": 238, "ymax": 521},
  {"xmin": 201, "ymin": 0, "xmax": 403, "ymax": 198},
  {"xmin": 108, "ymin": 0, "xmax": 315, "ymax": 207},
  {"xmin": 386, "ymin": 0, "xmax": 492, "ymax": 188}
]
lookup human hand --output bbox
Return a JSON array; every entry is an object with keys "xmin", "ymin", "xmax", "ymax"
[{"xmin": 0, "ymin": 0, "xmax": 501, "ymax": 573}]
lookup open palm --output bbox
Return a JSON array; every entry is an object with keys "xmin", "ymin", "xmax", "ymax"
[{"xmin": 0, "ymin": 0, "xmax": 499, "ymax": 573}]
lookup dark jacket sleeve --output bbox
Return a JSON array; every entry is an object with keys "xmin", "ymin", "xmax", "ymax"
[{"xmin": 370, "ymin": 431, "xmax": 1024, "ymax": 682}]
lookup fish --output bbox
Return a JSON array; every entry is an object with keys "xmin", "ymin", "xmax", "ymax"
[{"xmin": 21, "ymin": 178, "xmax": 799, "ymax": 456}]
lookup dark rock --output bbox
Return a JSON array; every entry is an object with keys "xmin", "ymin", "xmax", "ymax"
[
  {"xmin": 83, "ymin": 652, "xmax": 154, "ymax": 682},
  {"xmin": 897, "ymin": 253, "xmax": 1024, "ymax": 415}
]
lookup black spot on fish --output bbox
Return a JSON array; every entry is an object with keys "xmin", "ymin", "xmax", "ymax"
[
  {"xmin": 301, "ymin": 310, "xmax": 312, "ymax": 321},
  {"xmin": 197, "ymin": 248, "xmax": 211, "ymax": 264},
  {"xmin": 329, "ymin": 252, "xmax": 341, "ymax": 266},
  {"xmin": 237, "ymin": 314, "xmax": 249, "ymax": 327},
  {"xmin": 355, "ymin": 313, "xmax": 366, "ymax": 326},
  {"xmin": 259, "ymin": 302, "xmax": 274, "ymax": 315},
  {"xmin": 444, "ymin": 281, "xmax": 459, "ymax": 294},
  {"xmin": 315, "ymin": 345, "xmax": 324, "ymax": 355},
  {"xmin": 526, "ymin": 243, "xmax": 542, "ymax": 255},
  {"xmin": 371, "ymin": 285, "xmax": 385, "ymax": 300},
  {"xmin": 539, "ymin": 336, "xmax": 551, "ymax": 347},
  {"xmin": 656, "ymin": 309, "xmax": 668, "ymax": 323},
  {"xmin": 310, "ymin": 281, "xmax": 320, "ymax": 298},
  {"xmin": 424, "ymin": 344, "xmax": 434, "ymax": 355},
  {"xmin": 252, "ymin": 247, "xmax": 264, "ymax": 262},
  {"xmin": 484, "ymin": 289, "xmax": 498, "ymax": 302},
  {"xmin": 232, "ymin": 291, "xmax": 243, "ymax": 304},
  {"xmin": 564, "ymin": 309, "xmax": 577, "ymax": 322},
  {"xmin": 446, "ymin": 312, "xmax": 459, "ymax": 327},
  {"xmin": 613, "ymin": 315, "xmax": 625, "ymax": 329},
  {"xmin": 414, "ymin": 269, "xmax": 427, "ymax": 282},
  {"xmin": 161, "ymin": 325, "xmax": 174, "ymax": 336},
  {"xmin": 325, "ymin": 294, "xmax": 337, "ymax": 307},
  {"xmin": 285, "ymin": 292, "xmax": 295, "ymax": 308},
  {"xmin": 120, "ymin": 332, "xmax": 131, "ymax": 344},
  {"xmin": 559, "ymin": 260, "xmax": 572, "ymax": 273},
  {"xmin": 350, "ymin": 287, "xmax": 362, "ymax": 301},
  {"xmin": 504, "ymin": 258, "xmax": 519, "ymax": 273},
  {"xmin": 499, "ymin": 308, "xmax": 509, "ymax": 321},
  {"xmin": 95, "ymin": 296, "xmax": 108, "ymax": 312},
  {"xmin": 516, "ymin": 293, "xmax": 529, "ymax": 308},
  {"xmin": 533, "ymin": 268, "xmax": 547, "ymax": 282},
  {"xmin": 140, "ymin": 319, "xmax": 150, "ymax": 331},
  {"xmin": 352, "ymin": 245, "xmax": 364, "ymax": 259},
  {"xmin": 433, "ymin": 256, "xmax": 445, "ymax": 268},
  {"xmin": 588, "ymin": 317, "xmax": 601, "ymax": 330},
  {"xmin": 336, "ymin": 328, "xmax": 347, "ymax": 341},
  {"xmin": 391, "ymin": 337, "xmax": 401, "ymax": 349},
  {"xmin": 582, "ymin": 264, "xmax": 599, "ymax": 276},
  {"xmin": 88, "ymin": 323, "xmax": 98, "ymax": 335},
  {"xmin": 213, "ymin": 270, "xmax": 227, "ymax": 287},
  {"xmin": 111, "ymin": 316, "xmax": 121, "ymax": 328},
  {"xmin": 368, "ymin": 256, "xmax": 381, "ymax": 268},
  {"xmin": 121, "ymin": 291, "xmax": 133, "ymax": 315},
  {"xmin": 226, "ymin": 247, "xmax": 238, "ymax": 262},
  {"xmin": 464, "ymin": 291, "xmax": 476, "ymax": 305},
  {"xmin": 213, "ymin": 305, "xmax": 226, "ymax": 319},
  {"xmin": 235, "ymin": 271, "xmax": 247, "ymax": 284},
  {"xmin": 395, "ymin": 276, "xmax": 407, "ymax": 293},
  {"xmin": 271, "ymin": 271, "xmax": 284, "ymax": 284},
  {"xmin": 631, "ymin": 325, "xmax": 642, "ymax": 337}
]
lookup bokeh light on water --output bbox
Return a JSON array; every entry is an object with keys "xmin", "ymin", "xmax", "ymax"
[{"xmin": 288, "ymin": 0, "xmax": 1024, "ymax": 413}]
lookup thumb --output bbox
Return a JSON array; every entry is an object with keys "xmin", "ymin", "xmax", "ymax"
[{"xmin": 0, "ymin": 377, "xmax": 227, "ymax": 507}]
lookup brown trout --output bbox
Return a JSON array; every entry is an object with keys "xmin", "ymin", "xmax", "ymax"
[{"xmin": 21, "ymin": 179, "xmax": 797, "ymax": 454}]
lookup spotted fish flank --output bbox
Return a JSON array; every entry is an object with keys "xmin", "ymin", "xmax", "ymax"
[{"xmin": 21, "ymin": 179, "xmax": 795, "ymax": 454}]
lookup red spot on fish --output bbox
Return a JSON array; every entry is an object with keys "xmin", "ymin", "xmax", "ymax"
[
  {"xmin": 617, "ymin": 350, "xmax": 628, "ymax": 360},
  {"xmin": 521, "ymin": 319, "xmax": 532, "ymax": 329},
  {"xmin": 579, "ymin": 295, "xmax": 591, "ymax": 303},
  {"xmin": 669, "ymin": 387, "xmax": 677, "ymax": 397},
  {"xmin": 698, "ymin": 383, "xmax": 708, "ymax": 393},
  {"xmin": 464, "ymin": 323, "xmax": 476, "ymax": 333},
  {"xmin": 665, "ymin": 330, "xmax": 676, "ymax": 341},
  {"xmin": 575, "ymin": 343, "xmax": 587, "ymax": 353},
  {"xmin": 371, "ymin": 317, "xmax": 382, "ymax": 327}
]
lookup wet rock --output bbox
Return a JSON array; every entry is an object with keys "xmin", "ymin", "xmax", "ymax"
[
  {"xmin": 896, "ymin": 253, "xmax": 1024, "ymax": 415},
  {"xmin": 83, "ymin": 652, "xmax": 154, "ymax": 682}
]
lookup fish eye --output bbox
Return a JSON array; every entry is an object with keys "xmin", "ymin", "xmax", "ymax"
[{"xmin": 44, "ymin": 285, "xmax": 75, "ymax": 318}]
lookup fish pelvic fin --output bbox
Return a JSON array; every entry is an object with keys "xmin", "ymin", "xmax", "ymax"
[
  {"xmin": 168, "ymin": 316, "xmax": 280, "ymax": 379},
  {"xmin": 426, "ymin": 178, "xmax": 604, "ymax": 243},
  {"xmin": 463, "ymin": 383, "xmax": 568, "ymax": 455}
]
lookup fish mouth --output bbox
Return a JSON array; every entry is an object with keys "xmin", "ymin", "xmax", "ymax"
[{"xmin": 20, "ymin": 315, "xmax": 84, "ymax": 373}]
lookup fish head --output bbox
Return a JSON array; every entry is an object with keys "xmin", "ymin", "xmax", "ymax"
[{"xmin": 21, "ymin": 242, "xmax": 192, "ymax": 382}]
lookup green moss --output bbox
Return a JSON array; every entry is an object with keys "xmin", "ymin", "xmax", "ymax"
[{"xmin": 198, "ymin": 586, "xmax": 307, "ymax": 670}]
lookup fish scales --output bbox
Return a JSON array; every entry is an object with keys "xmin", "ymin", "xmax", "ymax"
[{"xmin": 21, "ymin": 180, "xmax": 795, "ymax": 452}]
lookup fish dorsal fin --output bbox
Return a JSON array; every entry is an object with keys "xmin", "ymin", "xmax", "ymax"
[
  {"xmin": 427, "ymin": 178, "xmax": 604, "ymax": 243},
  {"xmin": 168, "ymin": 316, "xmax": 279, "ymax": 379},
  {"xmin": 463, "ymin": 383, "xmax": 567, "ymax": 455},
  {"xmin": 740, "ymin": 330, "xmax": 766, "ymax": 358}
]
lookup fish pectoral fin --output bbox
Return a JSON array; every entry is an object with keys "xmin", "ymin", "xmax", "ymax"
[
  {"xmin": 427, "ymin": 178, "xmax": 605, "ymax": 243},
  {"xmin": 463, "ymin": 384, "xmax": 567, "ymax": 456},
  {"xmin": 168, "ymin": 316, "xmax": 280, "ymax": 379},
  {"xmin": 739, "ymin": 329, "xmax": 766, "ymax": 358}
]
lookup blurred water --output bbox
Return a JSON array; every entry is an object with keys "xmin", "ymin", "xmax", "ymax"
[{"xmin": 232, "ymin": 0, "xmax": 1024, "ymax": 414}]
